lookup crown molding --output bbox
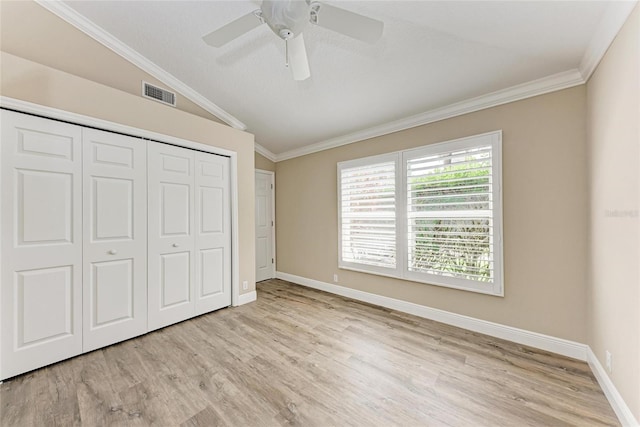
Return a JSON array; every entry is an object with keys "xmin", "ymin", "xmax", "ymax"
[
  {"xmin": 275, "ymin": 69, "xmax": 585, "ymax": 162},
  {"xmin": 579, "ymin": 1, "xmax": 638, "ymax": 81},
  {"xmin": 35, "ymin": 0, "xmax": 247, "ymax": 131},
  {"xmin": 254, "ymin": 142, "xmax": 277, "ymax": 162},
  {"xmin": 38, "ymin": 0, "xmax": 633, "ymax": 161}
]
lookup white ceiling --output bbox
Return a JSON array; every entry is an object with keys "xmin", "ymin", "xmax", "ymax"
[{"xmin": 60, "ymin": 1, "xmax": 626, "ymax": 157}]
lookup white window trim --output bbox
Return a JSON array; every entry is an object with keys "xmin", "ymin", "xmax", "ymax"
[
  {"xmin": 337, "ymin": 130, "xmax": 504, "ymax": 296},
  {"xmin": 337, "ymin": 152, "xmax": 401, "ymax": 277}
]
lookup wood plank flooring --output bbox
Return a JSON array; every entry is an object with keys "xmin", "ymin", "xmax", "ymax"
[{"xmin": 1, "ymin": 279, "xmax": 619, "ymax": 426}]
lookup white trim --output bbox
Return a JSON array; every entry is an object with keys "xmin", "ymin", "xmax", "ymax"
[
  {"xmin": 337, "ymin": 131, "xmax": 504, "ymax": 296},
  {"xmin": 33, "ymin": 0, "xmax": 636, "ymax": 161},
  {"xmin": 274, "ymin": 69, "xmax": 584, "ymax": 162},
  {"xmin": 237, "ymin": 291, "xmax": 257, "ymax": 306},
  {"xmin": 255, "ymin": 143, "xmax": 277, "ymax": 162},
  {"xmin": 587, "ymin": 347, "xmax": 640, "ymax": 427},
  {"xmin": 0, "ymin": 105, "xmax": 2, "ymax": 381},
  {"xmin": 230, "ymin": 154, "xmax": 241, "ymax": 308},
  {"xmin": 277, "ymin": 271, "xmax": 637, "ymax": 426},
  {"xmin": 337, "ymin": 152, "xmax": 401, "ymax": 278},
  {"xmin": 275, "ymin": 271, "xmax": 588, "ymax": 361},
  {"xmin": 1, "ymin": 96, "xmax": 241, "ymax": 312},
  {"xmin": 262, "ymin": 1, "xmax": 636, "ymax": 162},
  {"xmin": 579, "ymin": 1, "xmax": 638, "ymax": 81},
  {"xmin": 34, "ymin": 0, "xmax": 247, "ymax": 131},
  {"xmin": 1, "ymin": 97, "xmax": 236, "ymax": 156}
]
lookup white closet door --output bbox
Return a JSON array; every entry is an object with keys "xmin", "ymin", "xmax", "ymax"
[
  {"xmin": 195, "ymin": 152, "xmax": 231, "ymax": 314},
  {"xmin": 82, "ymin": 129, "xmax": 147, "ymax": 352},
  {"xmin": 0, "ymin": 110, "xmax": 82, "ymax": 380},
  {"xmin": 147, "ymin": 143, "xmax": 195, "ymax": 330}
]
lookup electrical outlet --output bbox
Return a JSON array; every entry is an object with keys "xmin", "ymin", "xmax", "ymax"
[
  {"xmin": 333, "ymin": 274, "xmax": 338, "ymax": 283},
  {"xmin": 605, "ymin": 350, "xmax": 612, "ymax": 373},
  {"xmin": 242, "ymin": 280, "xmax": 248, "ymax": 291}
]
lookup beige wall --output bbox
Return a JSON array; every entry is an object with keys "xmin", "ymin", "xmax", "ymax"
[
  {"xmin": 276, "ymin": 86, "xmax": 588, "ymax": 342},
  {"xmin": 0, "ymin": 1, "xmax": 226, "ymax": 125},
  {"xmin": 255, "ymin": 152, "xmax": 276, "ymax": 172},
  {"xmin": 1, "ymin": 51, "xmax": 257, "ymax": 295},
  {"xmin": 587, "ymin": 4, "xmax": 640, "ymax": 421}
]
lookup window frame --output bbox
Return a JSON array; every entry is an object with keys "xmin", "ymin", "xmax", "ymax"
[
  {"xmin": 337, "ymin": 131, "xmax": 504, "ymax": 296},
  {"xmin": 337, "ymin": 152, "xmax": 402, "ymax": 278}
]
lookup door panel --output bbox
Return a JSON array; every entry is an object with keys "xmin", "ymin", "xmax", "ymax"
[
  {"xmin": 92, "ymin": 142, "xmax": 133, "ymax": 168},
  {"xmin": 200, "ymin": 187, "xmax": 223, "ymax": 233},
  {"xmin": 200, "ymin": 248, "xmax": 224, "ymax": 297},
  {"xmin": 161, "ymin": 183, "xmax": 190, "ymax": 236},
  {"xmin": 256, "ymin": 237, "xmax": 269, "ymax": 271},
  {"xmin": 255, "ymin": 171, "xmax": 274, "ymax": 282},
  {"xmin": 82, "ymin": 128, "xmax": 147, "ymax": 352},
  {"xmin": 161, "ymin": 153, "xmax": 190, "ymax": 174},
  {"xmin": 17, "ymin": 266, "xmax": 73, "ymax": 347},
  {"xmin": 18, "ymin": 170, "xmax": 73, "ymax": 245},
  {"xmin": 195, "ymin": 153, "xmax": 231, "ymax": 314},
  {"xmin": 161, "ymin": 252, "xmax": 191, "ymax": 307},
  {"xmin": 17, "ymin": 128, "xmax": 74, "ymax": 160},
  {"xmin": 91, "ymin": 259, "xmax": 134, "ymax": 327},
  {"xmin": 148, "ymin": 143, "xmax": 196, "ymax": 330},
  {"xmin": 1, "ymin": 110, "xmax": 83, "ymax": 380},
  {"xmin": 92, "ymin": 177, "xmax": 134, "ymax": 241}
]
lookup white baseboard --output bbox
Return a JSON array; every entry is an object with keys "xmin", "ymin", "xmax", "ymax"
[
  {"xmin": 237, "ymin": 290, "xmax": 257, "ymax": 306},
  {"xmin": 587, "ymin": 347, "xmax": 639, "ymax": 427},
  {"xmin": 276, "ymin": 271, "xmax": 587, "ymax": 361},
  {"xmin": 275, "ymin": 272, "xmax": 638, "ymax": 426}
]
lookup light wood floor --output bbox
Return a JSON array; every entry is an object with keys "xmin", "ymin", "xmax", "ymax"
[{"xmin": 1, "ymin": 279, "xmax": 618, "ymax": 426}]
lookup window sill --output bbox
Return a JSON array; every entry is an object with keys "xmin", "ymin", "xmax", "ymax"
[{"xmin": 338, "ymin": 264, "xmax": 504, "ymax": 297}]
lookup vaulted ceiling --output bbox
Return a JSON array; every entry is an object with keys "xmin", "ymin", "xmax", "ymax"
[{"xmin": 3, "ymin": 1, "xmax": 637, "ymax": 160}]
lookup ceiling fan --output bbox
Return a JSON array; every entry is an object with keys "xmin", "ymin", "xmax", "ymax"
[{"xmin": 202, "ymin": 0, "xmax": 384, "ymax": 81}]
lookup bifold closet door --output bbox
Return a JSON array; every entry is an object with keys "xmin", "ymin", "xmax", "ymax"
[
  {"xmin": 82, "ymin": 128, "xmax": 147, "ymax": 352},
  {"xmin": 194, "ymin": 152, "xmax": 231, "ymax": 314},
  {"xmin": 147, "ymin": 143, "xmax": 196, "ymax": 330},
  {"xmin": 0, "ymin": 110, "xmax": 83, "ymax": 379}
]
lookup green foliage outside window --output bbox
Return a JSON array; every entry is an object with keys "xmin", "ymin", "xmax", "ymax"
[{"xmin": 408, "ymin": 160, "xmax": 493, "ymax": 282}]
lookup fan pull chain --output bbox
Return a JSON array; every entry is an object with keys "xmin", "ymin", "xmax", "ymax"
[{"xmin": 285, "ymin": 39, "xmax": 289, "ymax": 68}]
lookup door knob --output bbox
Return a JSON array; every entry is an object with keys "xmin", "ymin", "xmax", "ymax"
[
  {"xmin": 172, "ymin": 243, "xmax": 179, "ymax": 248},
  {"xmin": 108, "ymin": 250, "xmax": 117, "ymax": 255}
]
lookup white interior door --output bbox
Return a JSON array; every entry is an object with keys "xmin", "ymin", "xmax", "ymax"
[
  {"xmin": 255, "ymin": 170, "xmax": 275, "ymax": 282},
  {"xmin": 82, "ymin": 128, "xmax": 147, "ymax": 352},
  {"xmin": 195, "ymin": 152, "xmax": 231, "ymax": 314},
  {"xmin": 147, "ymin": 143, "xmax": 195, "ymax": 331},
  {"xmin": 0, "ymin": 110, "xmax": 83, "ymax": 380}
]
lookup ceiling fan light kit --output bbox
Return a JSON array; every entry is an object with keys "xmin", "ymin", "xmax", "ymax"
[
  {"xmin": 262, "ymin": 0, "xmax": 310, "ymax": 38},
  {"xmin": 202, "ymin": 0, "xmax": 384, "ymax": 81}
]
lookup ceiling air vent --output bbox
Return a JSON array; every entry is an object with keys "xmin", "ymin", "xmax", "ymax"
[{"xmin": 142, "ymin": 81, "xmax": 176, "ymax": 107}]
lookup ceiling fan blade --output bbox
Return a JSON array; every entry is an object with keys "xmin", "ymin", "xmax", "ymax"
[
  {"xmin": 288, "ymin": 34, "xmax": 311, "ymax": 81},
  {"xmin": 202, "ymin": 11, "xmax": 263, "ymax": 47},
  {"xmin": 311, "ymin": 3, "xmax": 383, "ymax": 43}
]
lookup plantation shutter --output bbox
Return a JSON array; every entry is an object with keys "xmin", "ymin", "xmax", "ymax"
[
  {"xmin": 405, "ymin": 144, "xmax": 496, "ymax": 285},
  {"xmin": 337, "ymin": 132, "xmax": 502, "ymax": 295},
  {"xmin": 339, "ymin": 155, "xmax": 398, "ymax": 271}
]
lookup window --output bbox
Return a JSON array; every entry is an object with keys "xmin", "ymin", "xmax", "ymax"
[
  {"xmin": 339, "ymin": 153, "xmax": 399, "ymax": 275},
  {"xmin": 338, "ymin": 131, "xmax": 503, "ymax": 295}
]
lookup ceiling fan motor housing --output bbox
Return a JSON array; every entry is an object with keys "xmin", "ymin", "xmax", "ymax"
[{"xmin": 261, "ymin": 0, "xmax": 310, "ymax": 39}]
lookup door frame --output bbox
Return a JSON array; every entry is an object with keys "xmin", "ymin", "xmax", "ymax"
[
  {"xmin": 0, "ymin": 96, "xmax": 243, "ymax": 308},
  {"xmin": 255, "ymin": 169, "xmax": 276, "ymax": 280}
]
